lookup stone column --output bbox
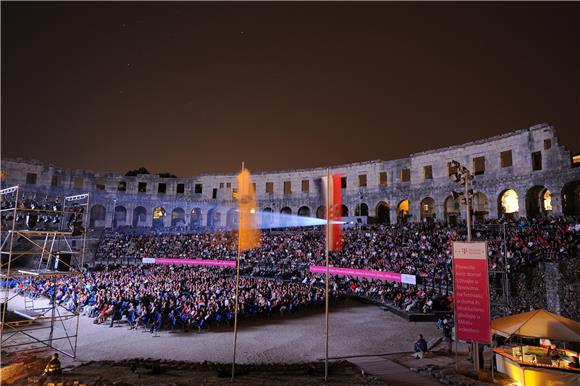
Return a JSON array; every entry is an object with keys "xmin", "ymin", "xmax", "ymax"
[
  {"xmin": 434, "ymin": 197, "xmax": 444, "ymax": 223},
  {"xmin": 145, "ymin": 207, "xmax": 153, "ymax": 228},
  {"xmin": 517, "ymin": 195, "xmax": 526, "ymax": 219},
  {"xmin": 104, "ymin": 208, "xmax": 114, "ymax": 229},
  {"xmin": 549, "ymin": 185, "xmax": 563, "ymax": 216},
  {"xmin": 389, "ymin": 206, "xmax": 397, "ymax": 225},
  {"xmin": 409, "ymin": 199, "xmax": 420, "ymax": 223},
  {"xmin": 488, "ymin": 192, "xmax": 499, "ymax": 219}
]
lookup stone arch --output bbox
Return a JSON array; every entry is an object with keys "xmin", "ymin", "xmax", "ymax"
[
  {"xmin": 562, "ymin": 180, "xmax": 580, "ymax": 216},
  {"xmin": 316, "ymin": 206, "xmax": 326, "ymax": 219},
  {"xmin": 132, "ymin": 206, "xmax": 147, "ymax": 227},
  {"xmin": 262, "ymin": 207, "xmax": 273, "ymax": 228},
  {"xmin": 280, "ymin": 207, "xmax": 292, "ymax": 215},
  {"xmin": 397, "ymin": 199, "xmax": 409, "ymax": 224},
  {"xmin": 227, "ymin": 208, "xmax": 239, "ymax": 228},
  {"xmin": 498, "ymin": 189, "xmax": 519, "ymax": 219},
  {"xmin": 526, "ymin": 186, "xmax": 552, "ymax": 218},
  {"xmin": 89, "ymin": 204, "xmax": 106, "ymax": 228},
  {"xmin": 207, "ymin": 208, "xmax": 221, "ymax": 228},
  {"xmin": 152, "ymin": 207, "xmax": 166, "ymax": 228},
  {"xmin": 472, "ymin": 192, "xmax": 489, "ymax": 222},
  {"xmin": 341, "ymin": 205, "xmax": 349, "ymax": 217},
  {"xmin": 114, "ymin": 205, "xmax": 127, "ymax": 226},
  {"xmin": 297, "ymin": 206, "xmax": 311, "ymax": 217},
  {"xmin": 355, "ymin": 203, "xmax": 369, "ymax": 217},
  {"xmin": 171, "ymin": 207, "xmax": 186, "ymax": 226},
  {"xmin": 420, "ymin": 197, "xmax": 435, "ymax": 222},
  {"xmin": 444, "ymin": 196, "xmax": 460, "ymax": 225},
  {"xmin": 375, "ymin": 201, "xmax": 390, "ymax": 224},
  {"xmin": 190, "ymin": 208, "xmax": 202, "ymax": 228}
]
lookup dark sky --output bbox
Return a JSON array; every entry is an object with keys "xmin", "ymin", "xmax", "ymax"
[{"xmin": 2, "ymin": 2, "xmax": 579, "ymax": 177}]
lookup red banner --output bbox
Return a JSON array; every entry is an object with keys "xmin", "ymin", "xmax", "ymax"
[{"xmin": 452, "ymin": 241, "xmax": 491, "ymax": 344}]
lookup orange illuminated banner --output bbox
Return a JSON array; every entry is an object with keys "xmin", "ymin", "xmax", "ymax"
[{"xmin": 237, "ymin": 168, "xmax": 260, "ymax": 251}]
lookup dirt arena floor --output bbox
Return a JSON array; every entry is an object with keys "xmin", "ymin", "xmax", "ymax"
[
  {"xmin": 4, "ymin": 294, "xmax": 439, "ymax": 365},
  {"xmin": 66, "ymin": 299, "xmax": 439, "ymax": 365}
]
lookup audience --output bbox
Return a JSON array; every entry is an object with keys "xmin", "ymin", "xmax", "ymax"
[{"xmin": 5, "ymin": 216, "xmax": 578, "ymax": 333}]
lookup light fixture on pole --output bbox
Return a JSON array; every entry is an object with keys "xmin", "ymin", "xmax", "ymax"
[{"xmin": 449, "ymin": 159, "xmax": 482, "ymax": 373}]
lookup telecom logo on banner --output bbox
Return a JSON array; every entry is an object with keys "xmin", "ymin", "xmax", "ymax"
[{"xmin": 452, "ymin": 241, "xmax": 491, "ymax": 344}]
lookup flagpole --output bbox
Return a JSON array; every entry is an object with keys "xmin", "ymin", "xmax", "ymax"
[
  {"xmin": 231, "ymin": 161, "xmax": 244, "ymax": 382},
  {"xmin": 324, "ymin": 168, "xmax": 330, "ymax": 381}
]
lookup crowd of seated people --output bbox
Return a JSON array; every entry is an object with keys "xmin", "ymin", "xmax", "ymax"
[
  {"xmin": 95, "ymin": 216, "xmax": 579, "ymax": 297},
  {"xmin": 5, "ymin": 216, "xmax": 577, "ymax": 333},
  {"xmin": 10, "ymin": 266, "xmax": 336, "ymax": 332}
]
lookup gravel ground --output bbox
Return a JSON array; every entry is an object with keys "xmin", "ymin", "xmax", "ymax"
[
  {"xmin": 5, "ymin": 294, "xmax": 440, "ymax": 366},
  {"xmin": 68, "ymin": 299, "xmax": 438, "ymax": 365}
]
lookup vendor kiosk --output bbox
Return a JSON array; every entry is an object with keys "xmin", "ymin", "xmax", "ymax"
[{"xmin": 491, "ymin": 309, "xmax": 580, "ymax": 386}]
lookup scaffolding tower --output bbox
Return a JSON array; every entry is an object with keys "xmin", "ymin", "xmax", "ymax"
[{"xmin": 1, "ymin": 185, "xmax": 89, "ymax": 360}]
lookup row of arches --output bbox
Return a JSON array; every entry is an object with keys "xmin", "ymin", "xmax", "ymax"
[
  {"xmin": 88, "ymin": 181, "xmax": 580, "ymax": 228},
  {"xmin": 89, "ymin": 206, "xmax": 206, "ymax": 228}
]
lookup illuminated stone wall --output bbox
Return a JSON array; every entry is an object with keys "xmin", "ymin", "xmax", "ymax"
[{"xmin": 2, "ymin": 122, "xmax": 579, "ymax": 228}]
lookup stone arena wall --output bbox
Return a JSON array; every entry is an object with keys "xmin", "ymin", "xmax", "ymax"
[{"xmin": 2, "ymin": 122, "xmax": 579, "ymax": 228}]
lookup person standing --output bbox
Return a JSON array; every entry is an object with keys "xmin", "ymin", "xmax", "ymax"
[{"xmin": 442, "ymin": 318, "xmax": 453, "ymax": 354}]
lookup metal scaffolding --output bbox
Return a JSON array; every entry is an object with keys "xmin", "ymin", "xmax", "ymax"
[{"xmin": 1, "ymin": 185, "xmax": 89, "ymax": 360}]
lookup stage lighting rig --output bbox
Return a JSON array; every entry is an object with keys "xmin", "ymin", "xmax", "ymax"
[{"xmin": 449, "ymin": 160, "xmax": 474, "ymax": 241}]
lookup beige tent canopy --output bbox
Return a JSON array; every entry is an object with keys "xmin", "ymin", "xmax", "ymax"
[{"xmin": 491, "ymin": 309, "xmax": 580, "ymax": 342}]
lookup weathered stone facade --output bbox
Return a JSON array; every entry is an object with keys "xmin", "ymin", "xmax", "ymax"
[{"xmin": 1, "ymin": 123, "xmax": 579, "ymax": 228}]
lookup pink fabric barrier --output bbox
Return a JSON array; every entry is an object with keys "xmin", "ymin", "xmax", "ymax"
[
  {"xmin": 143, "ymin": 257, "xmax": 236, "ymax": 267},
  {"xmin": 309, "ymin": 265, "xmax": 416, "ymax": 285}
]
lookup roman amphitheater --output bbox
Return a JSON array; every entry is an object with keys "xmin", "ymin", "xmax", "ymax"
[{"xmin": 2, "ymin": 123, "xmax": 579, "ymax": 227}]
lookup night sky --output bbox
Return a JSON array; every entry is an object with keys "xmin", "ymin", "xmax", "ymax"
[{"xmin": 2, "ymin": 2, "xmax": 579, "ymax": 177}]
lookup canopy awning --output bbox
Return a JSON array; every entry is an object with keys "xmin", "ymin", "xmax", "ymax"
[{"xmin": 491, "ymin": 309, "xmax": 580, "ymax": 342}]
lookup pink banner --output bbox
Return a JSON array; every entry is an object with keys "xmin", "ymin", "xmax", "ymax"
[
  {"xmin": 309, "ymin": 266, "xmax": 416, "ymax": 284},
  {"xmin": 143, "ymin": 258, "xmax": 236, "ymax": 267},
  {"xmin": 452, "ymin": 241, "xmax": 491, "ymax": 344}
]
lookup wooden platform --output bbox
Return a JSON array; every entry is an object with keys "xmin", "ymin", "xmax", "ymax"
[{"xmin": 348, "ymin": 356, "xmax": 442, "ymax": 386}]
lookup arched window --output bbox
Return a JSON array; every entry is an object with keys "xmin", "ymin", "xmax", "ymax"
[
  {"xmin": 375, "ymin": 202, "xmax": 390, "ymax": 224},
  {"xmin": 114, "ymin": 206, "xmax": 127, "ymax": 226},
  {"xmin": 152, "ymin": 207, "xmax": 166, "ymax": 228},
  {"xmin": 397, "ymin": 199, "xmax": 409, "ymax": 224},
  {"xmin": 297, "ymin": 206, "xmax": 311, "ymax": 217},
  {"xmin": 190, "ymin": 208, "xmax": 202, "ymax": 228},
  {"xmin": 499, "ymin": 189, "xmax": 519, "ymax": 218},
  {"xmin": 132, "ymin": 206, "xmax": 147, "ymax": 227},
  {"xmin": 355, "ymin": 203, "xmax": 368, "ymax": 217},
  {"xmin": 89, "ymin": 204, "xmax": 106, "ymax": 228},
  {"xmin": 171, "ymin": 207, "xmax": 185, "ymax": 226},
  {"xmin": 419, "ymin": 197, "xmax": 435, "ymax": 221}
]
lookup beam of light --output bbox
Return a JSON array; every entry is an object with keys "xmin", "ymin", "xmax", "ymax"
[
  {"xmin": 112, "ymin": 200, "xmax": 346, "ymax": 231},
  {"xmin": 255, "ymin": 211, "xmax": 342, "ymax": 229}
]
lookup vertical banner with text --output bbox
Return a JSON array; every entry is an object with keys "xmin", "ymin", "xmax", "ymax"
[{"xmin": 452, "ymin": 241, "xmax": 491, "ymax": 344}]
